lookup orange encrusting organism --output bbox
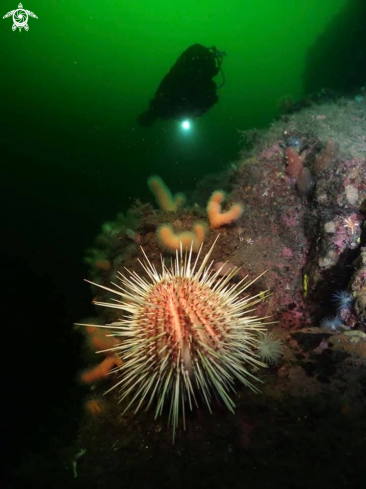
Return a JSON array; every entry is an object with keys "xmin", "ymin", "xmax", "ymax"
[
  {"xmin": 207, "ymin": 190, "xmax": 243, "ymax": 229},
  {"xmin": 94, "ymin": 259, "xmax": 112, "ymax": 271},
  {"xmin": 88, "ymin": 332, "xmax": 119, "ymax": 352},
  {"xmin": 193, "ymin": 222, "xmax": 206, "ymax": 247},
  {"xmin": 78, "ymin": 325, "xmax": 123, "ymax": 384},
  {"xmin": 80, "ymin": 355, "xmax": 122, "ymax": 384},
  {"xmin": 148, "ymin": 175, "xmax": 186, "ymax": 211},
  {"xmin": 84, "ymin": 324, "xmax": 98, "ymax": 335},
  {"xmin": 85, "ymin": 397, "xmax": 106, "ymax": 416},
  {"xmin": 174, "ymin": 192, "xmax": 186, "ymax": 209},
  {"xmin": 157, "ymin": 222, "xmax": 207, "ymax": 252}
]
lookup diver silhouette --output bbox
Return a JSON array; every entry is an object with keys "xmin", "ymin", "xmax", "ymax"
[{"xmin": 137, "ymin": 44, "xmax": 226, "ymax": 127}]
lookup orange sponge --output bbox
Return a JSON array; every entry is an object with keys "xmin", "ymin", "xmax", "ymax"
[{"xmin": 207, "ymin": 190, "xmax": 243, "ymax": 229}]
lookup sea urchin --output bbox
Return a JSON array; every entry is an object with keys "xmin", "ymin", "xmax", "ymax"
[{"xmin": 78, "ymin": 238, "xmax": 270, "ymax": 438}]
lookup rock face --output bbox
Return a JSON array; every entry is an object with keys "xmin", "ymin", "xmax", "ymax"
[
  {"xmin": 227, "ymin": 98, "xmax": 366, "ymax": 332},
  {"xmin": 84, "ymin": 100, "xmax": 366, "ymax": 334},
  {"xmin": 59, "ymin": 97, "xmax": 366, "ymax": 489}
]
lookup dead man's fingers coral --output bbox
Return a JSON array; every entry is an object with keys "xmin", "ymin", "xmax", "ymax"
[
  {"xmin": 148, "ymin": 175, "xmax": 186, "ymax": 211},
  {"xmin": 157, "ymin": 222, "xmax": 207, "ymax": 253},
  {"xmin": 79, "ymin": 355, "xmax": 122, "ymax": 384},
  {"xmin": 207, "ymin": 190, "xmax": 243, "ymax": 229},
  {"xmin": 192, "ymin": 222, "xmax": 206, "ymax": 250}
]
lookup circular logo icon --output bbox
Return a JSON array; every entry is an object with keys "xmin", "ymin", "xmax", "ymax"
[{"xmin": 12, "ymin": 8, "xmax": 28, "ymax": 29}]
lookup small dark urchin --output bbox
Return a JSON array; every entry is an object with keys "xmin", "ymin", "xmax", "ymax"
[{"xmin": 80, "ymin": 238, "xmax": 270, "ymax": 438}]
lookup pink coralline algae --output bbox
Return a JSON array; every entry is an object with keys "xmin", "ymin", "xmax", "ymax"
[
  {"xmin": 229, "ymin": 119, "xmax": 365, "ymax": 331},
  {"xmin": 282, "ymin": 247, "xmax": 293, "ymax": 258}
]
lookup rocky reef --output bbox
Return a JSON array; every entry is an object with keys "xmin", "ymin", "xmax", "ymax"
[{"xmin": 15, "ymin": 96, "xmax": 366, "ymax": 488}]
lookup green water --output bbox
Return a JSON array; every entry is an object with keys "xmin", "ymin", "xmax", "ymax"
[
  {"xmin": 2, "ymin": 0, "xmax": 351, "ymax": 480},
  {"xmin": 3, "ymin": 0, "xmax": 345, "ymax": 201}
]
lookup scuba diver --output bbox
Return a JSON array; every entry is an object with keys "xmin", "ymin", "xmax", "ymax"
[{"xmin": 137, "ymin": 44, "xmax": 226, "ymax": 127}]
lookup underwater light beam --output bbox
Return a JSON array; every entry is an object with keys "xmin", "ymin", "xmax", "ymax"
[{"xmin": 180, "ymin": 119, "xmax": 192, "ymax": 131}]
